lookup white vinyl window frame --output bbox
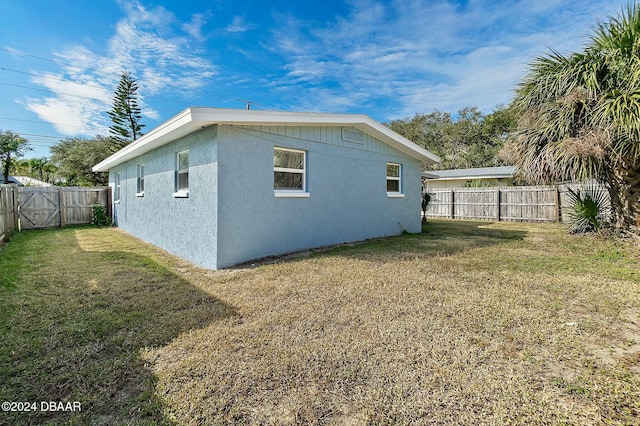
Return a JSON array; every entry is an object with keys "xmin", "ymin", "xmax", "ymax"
[
  {"xmin": 136, "ymin": 164, "xmax": 144, "ymax": 197},
  {"xmin": 173, "ymin": 150, "xmax": 189, "ymax": 198},
  {"xmin": 386, "ymin": 162, "xmax": 404, "ymax": 198},
  {"xmin": 114, "ymin": 172, "xmax": 121, "ymax": 203},
  {"xmin": 273, "ymin": 147, "xmax": 310, "ymax": 198}
]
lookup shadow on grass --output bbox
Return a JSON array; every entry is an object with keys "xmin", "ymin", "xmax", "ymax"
[
  {"xmin": 233, "ymin": 219, "xmax": 528, "ymax": 268},
  {"xmin": 0, "ymin": 227, "xmax": 237, "ymax": 425},
  {"xmin": 316, "ymin": 219, "xmax": 528, "ymax": 262}
]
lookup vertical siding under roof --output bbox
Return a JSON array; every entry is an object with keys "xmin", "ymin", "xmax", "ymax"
[{"xmin": 234, "ymin": 125, "xmax": 398, "ymax": 157}]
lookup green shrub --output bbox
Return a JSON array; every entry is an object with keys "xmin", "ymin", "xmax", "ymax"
[
  {"xmin": 564, "ymin": 184, "xmax": 609, "ymax": 233},
  {"xmin": 91, "ymin": 204, "xmax": 111, "ymax": 226}
]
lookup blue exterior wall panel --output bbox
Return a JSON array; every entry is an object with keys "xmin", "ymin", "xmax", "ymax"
[
  {"xmin": 108, "ymin": 124, "xmax": 422, "ymax": 270},
  {"xmin": 110, "ymin": 126, "xmax": 219, "ymax": 269},
  {"xmin": 215, "ymin": 125, "xmax": 422, "ymax": 268}
]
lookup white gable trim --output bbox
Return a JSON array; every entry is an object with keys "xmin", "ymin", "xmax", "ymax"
[{"xmin": 93, "ymin": 108, "xmax": 440, "ymax": 172}]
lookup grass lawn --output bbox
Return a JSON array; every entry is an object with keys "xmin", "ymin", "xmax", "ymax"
[{"xmin": 1, "ymin": 220, "xmax": 639, "ymax": 425}]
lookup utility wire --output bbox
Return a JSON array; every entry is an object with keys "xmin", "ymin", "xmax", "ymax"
[
  {"xmin": 1, "ymin": 47, "xmax": 266, "ymax": 108},
  {"xmin": 1, "ymin": 47, "xmax": 76, "ymax": 67},
  {"xmin": 10, "ymin": 132, "xmax": 62, "ymax": 139},
  {"xmin": 0, "ymin": 82, "xmax": 109, "ymax": 102},
  {"xmin": 2, "ymin": 67, "xmax": 211, "ymax": 107},
  {"xmin": 0, "ymin": 116, "xmax": 87, "ymax": 128},
  {"xmin": 0, "ymin": 81, "xmax": 181, "ymax": 115}
]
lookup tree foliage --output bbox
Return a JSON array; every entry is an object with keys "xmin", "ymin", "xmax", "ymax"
[
  {"xmin": 0, "ymin": 130, "xmax": 30, "ymax": 183},
  {"xmin": 389, "ymin": 105, "xmax": 517, "ymax": 170},
  {"xmin": 50, "ymin": 136, "xmax": 112, "ymax": 186},
  {"xmin": 10, "ymin": 157, "xmax": 58, "ymax": 184},
  {"xmin": 502, "ymin": 4, "xmax": 640, "ymax": 233},
  {"xmin": 107, "ymin": 71, "xmax": 145, "ymax": 150}
]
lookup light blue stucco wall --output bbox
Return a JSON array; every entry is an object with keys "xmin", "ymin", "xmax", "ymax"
[
  {"xmin": 108, "ymin": 124, "xmax": 422, "ymax": 270},
  {"xmin": 110, "ymin": 126, "xmax": 219, "ymax": 269},
  {"xmin": 215, "ymin": 125, "xmax": 422, "ymax": 268}
]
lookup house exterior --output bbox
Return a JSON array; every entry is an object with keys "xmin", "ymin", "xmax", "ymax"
[
  {"xmin": 6, "ymin": 176, "xmax": 52, "ymax": 187},
  {"xmin": 93, "ymin": 108, "xmax": 439, "ymax": 269},
  {"xmin": 423, "ymin": 166, "xmax": 516, "ymax": 189}
]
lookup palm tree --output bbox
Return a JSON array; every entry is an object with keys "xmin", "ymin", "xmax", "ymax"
[
  {"xmin": 28, "ymin": 157, "xmax": 47, "ymax": 181},
  {"xmin": 504, "ymin": 4, "xmax": 640, "ymax": 233},
  {"xmin": 10, "ymin": 158, "xmax": 31, "ymax": 176},
  {"xmin": 42, "ymin": 162, "xmax": 58, "ymax": 184},
  {"xmin": 1, "ymin": 130, "xmax": 29, "ymax": 184}
]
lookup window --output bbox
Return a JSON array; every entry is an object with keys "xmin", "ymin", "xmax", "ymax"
[
  {"xmin": 114, "ymin": 172, "xmax": 121, "ymax": 202},
  {"xmin": 274, "ymin": 147, "xmax": 308, "ymax": 197},
  {"xmin": 386, "ymin": 163, "xmax": 403, "ymax": 197},
  {"xmin": 174, "ymin": 150, "xmax": 189, "ymax": 197},
  {"xmin": 136, "ymin": 164, "xmax": 144, "ymax": 196}
]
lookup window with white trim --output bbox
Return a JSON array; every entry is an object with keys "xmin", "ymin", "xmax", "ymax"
[
  {"xmin": 386, "ymin": 163, "xmax": 402, "ymax": 194},
  {"xmin": 274, "ymin": 147, "xmax": 307, "ymax": 195},
  {"xmin": 114, "ymin": 172, "xmax": 121, "ymax": 202},
  {"xmin": 174, "ymin": 150, "xmax": 189, "ymax": 197},
  {"xmin": 136, "ymin": 164, "xmax": 144, "ymax": 196}
]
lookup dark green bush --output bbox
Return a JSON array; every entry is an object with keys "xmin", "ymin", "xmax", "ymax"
[
  {"xmin": 564, "ymin": 184, "xmax": 609, "ymax": 233},
  {"xmin": 91, "ymin": 204, "xmax": 111, "ymax": 226}
]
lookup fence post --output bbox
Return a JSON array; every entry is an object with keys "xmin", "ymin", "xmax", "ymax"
[
  {"xmin": 495, "ymin": 189, "xmax": 501, "ymax": 221},
  {"xmin": 105, "ymin": 186, "xmax": 112, "ymax": 221},
  {"xmin": 0, "ymin": 187, "xmax": 5, "ymax": 241},
  {"xmin": 58, "ymin": 187, "xmax": 66, "ymax": 227},
  {"xmin": 12, "ymin": 187, "xmax": 18, "ymax": 230},
  {"xmin": 554, "ymin": 186, "xmax": 561, "ymax": 223},
  {"xmin": 450, "ymin": 189, "xmax": 455, "ymax": 219}
]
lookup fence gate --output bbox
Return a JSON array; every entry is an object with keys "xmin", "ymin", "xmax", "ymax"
[
  {"xmin": 18, "ymin": 188, "xmax": 61, "ymax": 229},
  {"xmin": 16, "ymin": 187, "xmax": 111, "ymax": 230}
]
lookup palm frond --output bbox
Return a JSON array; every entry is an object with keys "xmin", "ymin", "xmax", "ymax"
[{"xmin": 564, "ymin": 183, "xmax": 611, "ymax": 233}]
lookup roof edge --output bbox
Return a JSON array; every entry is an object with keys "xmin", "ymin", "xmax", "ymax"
[{"xmin": 93, "ymin": 108, "xmax": 440, "ymax": 172}]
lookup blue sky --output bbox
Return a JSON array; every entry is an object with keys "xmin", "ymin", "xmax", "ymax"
[{"xmin": 0, "ymin": 0, "xmax": 626, "ymax": 158}]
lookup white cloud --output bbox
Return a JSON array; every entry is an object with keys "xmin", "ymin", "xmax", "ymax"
[
  {"xmin": 24, "ymin": 96, "xmax": 109, "ymax": 136},
  {"xmin": 182, "ymin": 12, "xmax": 211, "ymax": 41},
  {"xmin": 25, "ymin": 0, "xmax": 216, "ymax": 137},
  {"xmin": 226, "ymin": 16, "xmax": 255, "ymax": 33},
  {"xmin": 268, "ymin": 0, "xmax": 624, "ymax": 119}
]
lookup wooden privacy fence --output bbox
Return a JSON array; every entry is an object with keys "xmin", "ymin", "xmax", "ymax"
[
  {"xmin": 425, "ymin": 184, "xmax": 609, "ymax": 223},
  {"xmin": 17, "ymin": 187, "xmax": 111, "ymax": 230},
  {"xmin": 0, "ymin": 185, "xmax": 19, "ymax": 241},
  {"xmin": 0, "ymin": 186, "xmax": 111, "ymax": 237}
]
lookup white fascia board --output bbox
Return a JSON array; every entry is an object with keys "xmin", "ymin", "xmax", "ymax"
[
  {"xmin": 193, "ymin": 108, "xmax": 440, "ymax": 164},
  {"xmin": 93, "ymin": 108, "xmax": 440, "ymax": 172},
  {"xmin": 93, "ymin": 109, "xmax": 198, "ymax": 172},
  {"xmin": 352, "ymin": 118, "xmax": 440, "ymax": 165}
]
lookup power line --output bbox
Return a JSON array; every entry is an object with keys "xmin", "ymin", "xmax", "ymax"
[
  {"xmin": 0, "ymin": 80, "xmax": 183, "ymax": 115},
  {"xmin": 2, "ymin": 67, "xmax": 207, "ymax": 107},
  {"xmin": 11, "ymin": 132, "xmax": 62, "ymax": 139},
  {"xmin": 1, "ymin": 47, "xmax": 76, "ymax": 68},
  {"xmin": 1, "ymin": 47, "xmax": 266, "ymax": 108},
  {"xmin": 0, "ymin": 69, "xmax": 263, "ymax": 112},
  {"xmin": 0, "ymin": 116, "xmax": 88, "ymax": 128},
  {"xmin": 0, "ymin": 81, "xmax": 108, "ymax": 102}
]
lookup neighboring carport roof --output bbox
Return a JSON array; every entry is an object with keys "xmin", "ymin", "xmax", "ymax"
[
  {"xmin": 422, "ymin": 166, "xmax": 516, "ymax": 181},
  {"xmin": 93, "ymin": 108, "xmax": 440, "ymax": 172}
]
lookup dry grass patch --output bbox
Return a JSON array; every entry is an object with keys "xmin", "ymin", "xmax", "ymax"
[
  {"xmin": 1, "ymin": 221, "xmax": 640, "ymax": 424},
  {"xmin": 0, "ymin": 226, "xmax": 236, "ymax": 425}
]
